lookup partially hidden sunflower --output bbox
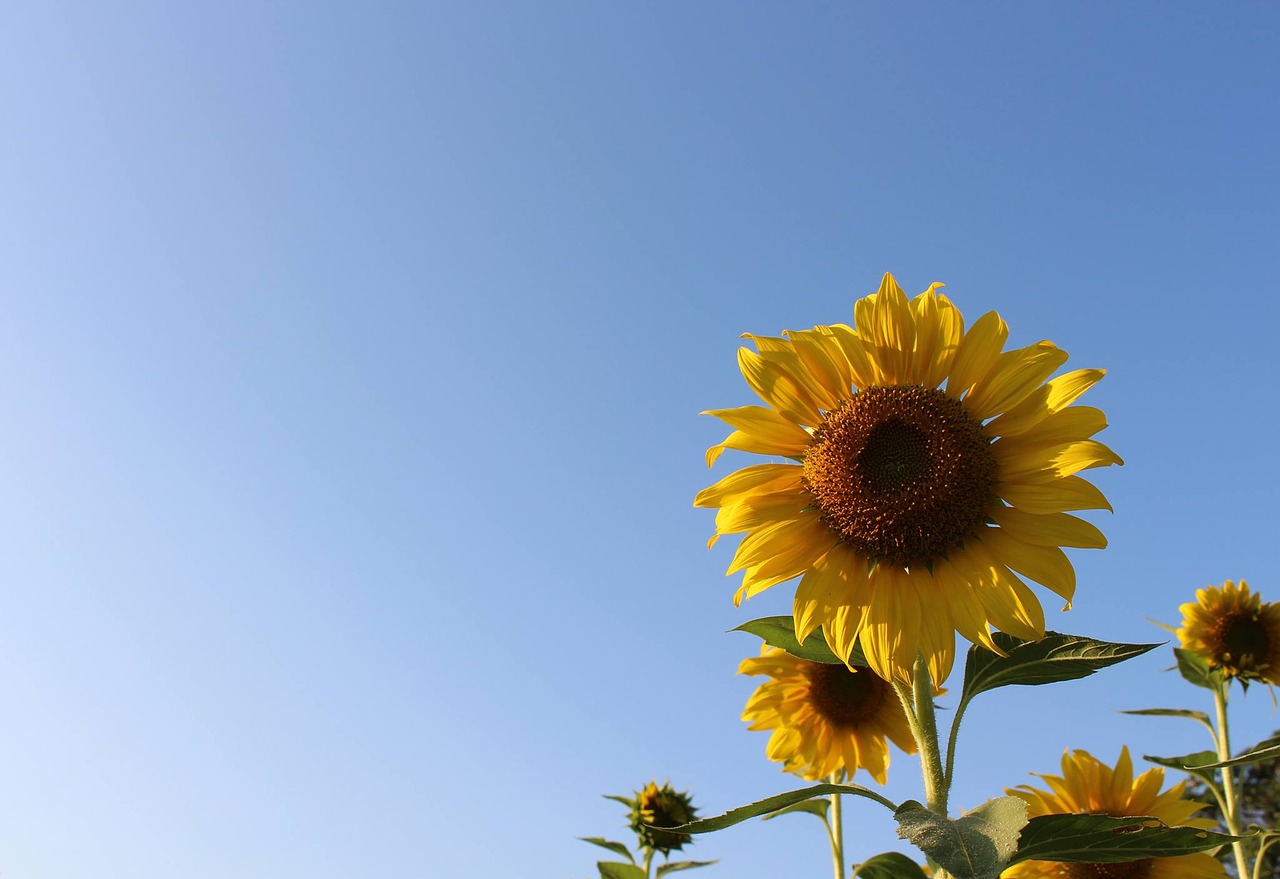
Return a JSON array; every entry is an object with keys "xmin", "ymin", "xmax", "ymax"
[
  {"xmin": 1177, "ymin": 580, "xmax": 1280, "ymax": 685},
  {"xmin": 739, "ymin": 645, "xmax": 915, "ymax": 784},
  {"xmin": 1002, "ymin": 747, "xmax": 1225, "ymax": 879},
  {"xmin": 695, "ymin": 273, "xmax": 1121, "ymax": 685},
  {"xmin": 625, "ymin": 781, "xmax": 698, "ymax": 856}
]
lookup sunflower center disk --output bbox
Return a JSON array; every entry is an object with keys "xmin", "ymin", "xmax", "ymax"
[
  {"xmin": 1220, "ymin": 614, "xmax": 1270, "ymax": 665},
  {"xmin": 802, "ymin": 385, "xmax": 998, "ymax": 568},
  {"xmin": 1062, "ymin": 858, "xmax": 1154, "ymax": 879},
  {"xmin": 805, "ymin": 663, "xmax": 887, "ymax": 728}
]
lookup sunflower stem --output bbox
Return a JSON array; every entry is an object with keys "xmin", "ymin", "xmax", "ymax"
[
  {"xmin": 912, "ymin": 654, "xmax": 949, "ymax": 817},
  {"xmin": 641, "ymin": 847, "xmax": 654, "ymax": 879},
  {"xmin": 1212, "ymin": 680, "xmax": 1249, "ymax": 879},
  {"xmin": 829, "ymin": 773, "xmax": 845, "ymax": 879}
]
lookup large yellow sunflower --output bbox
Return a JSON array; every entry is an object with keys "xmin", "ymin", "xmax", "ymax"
[
  {"xmin": 695, "ymin": 273, "xmax": 1121, "ymax": 685},
  {"xmin": 739, "ymin": 646, "xmax": 915, "ymax": 784},
  {"xmin": 1003, "ymin": 747, "xmax": 1225, "ymax": 879},
  {"xmin": 1178, "ymin": 580, "xmax": 1280, "ymax": 685}
]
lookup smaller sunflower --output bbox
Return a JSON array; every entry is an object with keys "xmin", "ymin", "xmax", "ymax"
[
  {"xmin": 739, "ymin": 646, "xmax": 915, "ymax": 784},
  {"xmin": 1003, "ymin": 747, "xmax": 1224, "ymax": 879},
  {"xmin": 1177, "ymin": 580, "xmax": 1280, "ymax": 685},
  {"xmin": 626, "ymin": 781, "xmax": 697, "ymax": 855}
]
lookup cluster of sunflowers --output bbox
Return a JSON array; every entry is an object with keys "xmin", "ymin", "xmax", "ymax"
[{"xmin": 580, "ymin": 275, "xmax": 1280, "ymax": 879}]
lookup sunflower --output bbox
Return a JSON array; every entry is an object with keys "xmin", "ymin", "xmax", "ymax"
[
  {"xmin": 739, "ymin": 646, "xmax": 915, "ymax": 784},
  {"xmin": 625, "ymin": 781, "xmax": 698, "ymax": 855},
  {"xmin": 1177, "ymin": 580, "xmax": 1280, "ymax": 685},
  {"xmin": 695, "ymin": 273, "xmax": 1121, "ymax": 685},
  {"xmin": 1003, "ymin": 747, "xmax": 1225, "ymax": 879}
]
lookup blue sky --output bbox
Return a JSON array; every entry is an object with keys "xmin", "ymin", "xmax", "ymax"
[{"xmin": 1, "ymin": 2, "xmax": 1278, "ymax": 877}]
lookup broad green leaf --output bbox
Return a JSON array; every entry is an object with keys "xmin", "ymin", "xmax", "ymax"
[
  {"xmin": 760, "ymin": 797, "xmax": 830, "ymax": 823},
  {"xmin": 1173, "ymin": 648, "xmax": 1221, "ymax": 691},
  {"xmin": 894, "ymin": 796, "xmax": 1028, "ymax": 879},
  {"xmin": 1009, "ymin": 813, "xmax": 1244, "ymax": 864},
  {"xmin": 655, "ymin": 860, "xmax": 718, "ymax": 877},
  {"xmin": 598, "ymin": 861, "xmax": 647, "ymax": 879},
  {"xmin": 961, "ymin": 632, "xmax": 1158, "ymax": 702},
  {"xmin": 1143, "ymin": 751, "xmax": 1222, "ymax": 787},
  {"xmin": 851, "ymin": 852, "xmax": 931, "ymax": 879},
  {"xmin": 732, "ymin": 616, "xmax": 866, "ymax": 665},
  {"xmin": 666, "ymin": 783, "xmax": 896, "ymax": 834},
  {"xmin": 1200, "ymin": 732, "xmax": 1280, "ymax": 769},
  {"xmin": 579, "ymin": 838, "xmax": 635, "ymax": 862},
  {"xmin": 1121, "ymin": 707, "xmax": 1215, "ymax": 738}
]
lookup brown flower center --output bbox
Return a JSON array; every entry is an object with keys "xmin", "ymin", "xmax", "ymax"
[
  {"xmin": 1058, "ymin": 859, "xmax": 1154, "ymax": 879},
  {"xmin": 805, "ymin": 662, "xmax": 889, "ymax": 728},
  {"xmin": 1217, "ymin": 613, "xmax": 1270, "ymax": 669},
  {"xmin": 802, "ymin": 385, "xmax": 998, "ymax": 567}
]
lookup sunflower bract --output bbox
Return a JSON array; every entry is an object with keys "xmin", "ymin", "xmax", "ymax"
[{"xmin": 696, "ymin": 273, "xmax": 1122, "ymax": 685}]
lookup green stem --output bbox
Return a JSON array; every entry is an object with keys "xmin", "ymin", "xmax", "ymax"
[
  {"xmin": 1212, "ymin": 681, "xmax": 1249, "ymax": 879},
  {"xmin": 641, "ymin": 848, "xmax": 654, "ymax": 879},
  {"xmin": 912, "ymin": 655, "xmax": 948, "ymax": 817},
  {"xmin": 830, "ymin": 773, "xmax": 845, "ymax": 879},
  {"xmin": 943, "ymin": 695, "xmax": 972, "ymax": 793}
]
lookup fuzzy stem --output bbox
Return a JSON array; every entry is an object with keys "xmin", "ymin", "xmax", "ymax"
[
  {"xmin": 912, "ymin": 654, "xmax": 948, "ymax": 817},
  {"xmin": 1212, "ymin": 681, "xmax": 1249, "ymax": 879}
]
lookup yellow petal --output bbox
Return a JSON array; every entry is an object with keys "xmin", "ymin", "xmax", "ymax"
[
  {"xmin": 826, "ymin": 323, "xmax": 881, "ymax": 388},
  {"xmin": 964, "ymin": 341, "xmax": 1069, "ymax": 421},
  {"xmin": 793, "ymin": 545, "xmax": 867, "ymax": 643},
  {"xmin": 986, "ymin": 369, "xmax": 1106, "ymax": 438},
  {"xmin": 978, "ymin": 527, "xmax": 1077, "ymax": 606},
  {"xmin": 911, "ymin": 287, "xmax": 964, "ymax": 388},
  {"xmin": 947, "ymin": 311, "xmax": 1009, "ymax": 399},
  {"xmin": 786, "ymin": 328, "xmax": 853, "ymax": 404},
  {"xmin": 695, "ymin": 463, "xmax": 802, "ymax": 507},
  {"xmin": 822, "ymin": 599, "xmax": 870, "ymax": 667},
  {"xmin": 737, "ymin": 346, "xmax": 823, "ymax": 426},
  {"xmin": 997, "ymin": 439, "xmax": 1124, "ymax": 482},
  {"xmin": 995, "ymin": 406, "xmax": 1108, "ymax": 450},
  {"xmin": 715, "ymin": 491, "xmax": 812, "ymax": 536},
  {"xmin": 991, "ymin": 507, "xmax": 1108, "ymax": 549},
  {"xmin": 859, "ymin": 567, "xmax": 922, "ymax": 684},
  {"xmin": 999, "ymin": 475, "xmax": 1113, "ymax": 514},
  {"xmin": 702, "ymin": 405, "xmax": 812, "ymax": 466},
  {"xmin": 868, "ymin": 273, "xmax": 916, "ymax": 384}
]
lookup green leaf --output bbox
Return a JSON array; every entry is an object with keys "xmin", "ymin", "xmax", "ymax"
[
  {"xmin": 894, "ymin": 796, "xmax": 1028, "ymax": 879},
  {"xmin": 654, "ymin": 860, "xmax": 718, "ymax": 877},
  {"xmin": 1143, "ymin": 750, "xmax": 1222, "ymax": 787},
  {"xmin": 1200, "ymin": 732, "xmax": 1280, "ymax": 769},
  {"xmin": 851, "ymin": 852, "xmax": 931, "ymax": 879},
  {"xmin": 1008, "ymin": 813, "xmax": 1245, "ymax": 864},
  {"xmin": 580, "ymin": 838, "xmax": 635, "ymax": 862},
  {"xmin": 760, "ymin": 797, "xmax": 831, "ymax": 823},
  {"xmin": 666, "ymin": 783, "xmax": 897, "ymax": 834},
  {"xmin": 1120, "ymin": 707, "xmax": 1216, "ymax": 739},
  {"xmin": 603, "ymin": 794, "xmax": 634, "ymax": 807},
  {"xmin": 732, "ymin": 616, "xmax": 866, "ymax": 665},
  {"xmin": 961, "ymin": 632, "xmax": 1159, "ymax": 703},
  {"xmin": 1173, "ymin": 648, "xmax": 1222, "ymax": 691},
  {"xmin": 598, "ymin": 861, "xmax": 647, "ymax": 879}
]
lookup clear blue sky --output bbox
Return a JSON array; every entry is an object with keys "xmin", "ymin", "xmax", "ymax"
[{"xmin": 1, "ymin": 3, "xmax": 1277, "ymax": 877}]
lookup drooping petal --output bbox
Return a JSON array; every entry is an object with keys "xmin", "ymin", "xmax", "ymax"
[
  {"xmin": 999, "ymin": 475, "xmax": 1113, "ymax": 515},
  {"xmin": 695, "ymin": 463, "xmax": 802, "ymax": 507},
  {"xmin": 991, "ymin": 507, "xmax": 1108, "ymax": 549},
  {"xmin": 986, "ymin": 368, "xmax": 1106, "ymax": 437}
]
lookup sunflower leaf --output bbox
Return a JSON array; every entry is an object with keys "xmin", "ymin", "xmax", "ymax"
[
  {"xmin": 1172, "ymin": 647, "xmax": 1223, "ymax": 691},
  {"xmin": 654, "ymin": 860, "xmax": 718, "ymax": 877},
  {"xmin": 732, "ymin": 615, "xmax": 867, "ymax": 666},
  {"xmin": 597, "ymin": 861, "xmax": 647, "ymax": 879},
  {"xmin": 580, "ymin": 838, "xmax": 635, "ymax": 862},
  {"xmin": 760, "ymin": 797, "xmax": 830, "ymax": 823},
  {"xmin": 851, "ymin": 852, "xmax": 931, "ymax": 879},
  {"xmin": 894, "ymin": 796, "xmax": 1027, "ymax": 879},
  {"xmin": 665, "ymin": 783, "xmax": 897, "ymax": 834},
  {"xmin": 1008, "ymin": 813, "xmax": 1244, "ymax": 864},
  {"xmin": 961, "ymin": 632, "xmax": 1159, "ymax": 702},
  {"xmin": 1143, "ymin": 750, "xmax": 1222, "ymax": 787},
  {"xmin": 1198, "ymin": 733, "xmax": 1280, "ymax": 769}
]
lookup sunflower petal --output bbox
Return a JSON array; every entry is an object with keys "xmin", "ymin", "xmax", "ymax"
[
  {"xmin": 991, "ymin": 507, "xmax": 1108, "ymax": 549},
  {"xmin": 997, "ymin": 439, "xmax": 1124, "ymax": 482},
  {"xmin": 695, "ymin": 463, "xmax": 802, "ymax": 507},
  {"xmin": 999, "ymin": 475, "xmax": 1113, "ymax": 514},
  {"xmin": 986, "ymin": 369, "xmax": 1106, "ymax": 437},
  {"xmin": 737, "ymin": 346, "xmax": 824, "ymax": 426},
  {"xmin": 947, "ymin": 311, "xmax": 1009, "ymax": 399},
  {"xmin": 978, "ymin": 527, "xmax": 1077, "ymax": 606},
  {"xmin": 964, "ymin": 341, "xmax": 1069, "ymax": 421}
]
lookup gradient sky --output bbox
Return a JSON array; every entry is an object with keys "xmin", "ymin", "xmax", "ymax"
[{"xmin": 1, "ymin": 3, "xmax": 1279, "ymax": 878}]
